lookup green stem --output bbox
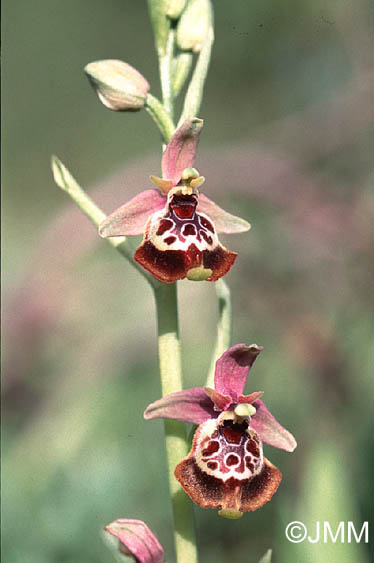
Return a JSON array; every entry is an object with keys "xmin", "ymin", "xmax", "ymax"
[
  {"xmin": 153, "ymin": 283, "xmax": 198, "ymax": 563},
  {"xmin": 173, "ymin": 51, "xmax": 193, "ymax": 98},
  {"xmin": 50, "ymin": 155, "xmax": 159, "ymax": 288},
  {"xmin": 145, "ymin": 93, "xmax": 176, "ymax": 143},
  {"xmin": 206, "ymin": 279, "xmax": 232, "ymax": 387},
  {"xmin": 159, "ymin": 28, "xmax": 176, "ymax": 119},
  {"xmin": 178, "ymin": 25, "xmax": 214, "ymax": 125}
]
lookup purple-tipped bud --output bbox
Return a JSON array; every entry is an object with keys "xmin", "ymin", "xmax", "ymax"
[
  {"xmin": 85, "ymin": 60, "xmax": 150, "ymax": 111},
  {"xmin": 103, "ymin": 519, "xmax": 164, "ymax": 563}
]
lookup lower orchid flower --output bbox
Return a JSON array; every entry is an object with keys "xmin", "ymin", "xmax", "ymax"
[
  {"xmin": 99, "ymin": 117, "xmax": 250, "ymax": 282},
  {"xmin": 144, "ymin": 344, "xmax": 296, "ymax": 519}
]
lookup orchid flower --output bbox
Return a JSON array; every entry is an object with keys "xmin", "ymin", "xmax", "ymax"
[
  {"xmin": 144, "ymin": 344, "xmax": 296, "ymax": 518},
  {"xmin": 99, "ymin": 118, "xmax": 250, "ymax": 283},
  {"xmin": 103, "ymin": 518, "xmax": 164, "ymax": 563}
]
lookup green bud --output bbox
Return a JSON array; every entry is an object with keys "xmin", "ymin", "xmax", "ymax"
[
  {"xmin": 176, "ymin": 0, "xmax": 213, "ymax": 53},
  {"xmin": 164, "ymin": 0, "xmax": 187, "ymax": 19},
  {"xmin": 148, "ymin": 0, "xmax": 170, "ymax": 55},
  {"xmin": 173, "ymin": 52, "xmax": 193, "ymax": 97},
  {"xmin": 85, "ymin": 60, "xmax": 150, "ymax": 111}
]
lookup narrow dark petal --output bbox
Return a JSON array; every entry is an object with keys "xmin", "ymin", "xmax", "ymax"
[
  {"xmin": 251, "ymin": 399, "xmax": 297, "ymax": 452},
  {"xmin": 203, "ymin": 387, "xmax": 232, "ymax": 411},
  {"xmin": 214, "ymin": 344, "xmax": 263, "ymax": 401},
  {"xmin": 238, "ymin": 391, "xmax": 264, "ymax": 404},
  {"xmin": 144, "ymin": 388, "xmax": 215, "ymax": 424}
]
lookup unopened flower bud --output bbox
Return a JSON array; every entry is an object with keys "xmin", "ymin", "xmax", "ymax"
[
  {"xmin": 164, "ymin": 0, "xmax": 187, "ymax": 19},
  {"xmin": 176, "ymin": 0, "xmax": 213, "ymax": 53},
  {"xmin": 103, "ymin": 519, "xmax": 164, "ymax": 563},
  {"xmin": 85, "ymin": 60, "xmax": 150, "ymax": 111}
]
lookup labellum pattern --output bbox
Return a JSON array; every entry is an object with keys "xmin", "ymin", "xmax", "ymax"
[
  {"xmin": 144, "ymin": 343, "xmax": 296, "ymax": 517},
  {"xmin": 134, "ymin": 187, "xmax": 237, "ymax": 283},
  {"xmin": 175, "ymin": 412, "xmax": 282, "ymax": 516}
]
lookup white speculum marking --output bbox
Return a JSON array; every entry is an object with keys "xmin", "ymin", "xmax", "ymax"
[
  {"xmin": 194, "ymin": 417, "xmax": 264, "ymax": 482},
  {"xmin": 147, "ymin": 195, "xmax": 219, "ymax": 253}
]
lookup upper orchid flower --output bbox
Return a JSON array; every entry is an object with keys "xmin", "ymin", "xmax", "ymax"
[
  {"xmin": 103, "ymin": 518, "xmax": 164, "ymax": 563},
  {"xmin": 99, "ymin": 118, "xmax": 250, "ymax": 283},
  {"xmin": 144, "ymin": 344, "xmax": 296, "ymax": 519}
]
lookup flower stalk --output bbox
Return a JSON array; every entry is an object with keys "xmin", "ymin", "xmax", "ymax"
[
  {"xmin": 145, "ymin": 93, "xmax": 176, "ymax": 143},
  {"xmin": 206, "ymin": 279, "xmax": 232, "ymax": 387},
  {"xmin": 178, "ymin": 7, "xmax": 214, "ymax": 125},
  {"xmin": 173, "ymin": 52, "xmax": 193, "ymax": 97},
  {"xmin": 153, "ymin": 283, "xmax": 198, "ymax": 562},
  {"xmin": 50, "ymin": 0, "xmax": 256, "ymax": 559},
  {"xmin": 51, "ymin": 155, "xmax": 159, "ymax": 288},
  {"xmin": 159, "ymin": 28, "xmax": 176, "ymax": 119}
]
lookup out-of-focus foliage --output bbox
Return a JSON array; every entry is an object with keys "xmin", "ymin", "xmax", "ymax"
[{"xmin": 3, "ymin": 1, "xmax": 373, "ymax": 562}]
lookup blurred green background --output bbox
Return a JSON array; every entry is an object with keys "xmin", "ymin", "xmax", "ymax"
[{"xmin": 2, "ymin": 1, "xmax": 373, "ymax": 562}]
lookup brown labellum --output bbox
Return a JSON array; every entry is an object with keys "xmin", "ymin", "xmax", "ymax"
[
  {"xmin": 174, "ymin": 415, "xmax": 282, "ymax": 516},
  {"xmin": 134, "ymin": 188, "xmax": 237, "ymax": 283}
]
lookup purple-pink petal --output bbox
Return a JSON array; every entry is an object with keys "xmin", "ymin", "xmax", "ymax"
[
  {"xmin": 144, "ymin": 387, "xmax": 215, "ymax": 425},
  {"xmin": 214, "ymin": 344, "xmax": 263, "ymax": 402},
  {"xmin": 238, "ymin": 391, "xmax": 264, "ymax": 404},
  {"xmin": 99, "ymin": 189, "xmax": 166, "ymax": 237},
  {"xmin": 203, "ymin": 387, "xmax": 232, "ymax": 411},
  {"xmin": 161, "ymin": 117, "xmax": 203, "ymax": 185},
  {"xmin": 251, "ymin": 399, "xmax": 297, "ymax": 452},
  {"xmin": 104, "ymin": 518, "xmax": 164, "ymax": 563},
  {"xmin": 198, "ymin": 194, "xmax": 251, "ymax": 234}
]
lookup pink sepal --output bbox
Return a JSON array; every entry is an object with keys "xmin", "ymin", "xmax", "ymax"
[
  {"xmin": 251, "ymin": 399, "xmax": 297, "ymax": 452},
  {"xmin": 144, "ymin": 387, "xmax": 215, "ymax": 424},
  {"xmin": 161, "ymin": 117, "xmax": 203, "ymax": 185},
  {"xmin": 198, "ymin": 194, "xmax": 251, "ymax": 234},
  {"xmin": 214, "ymin": 344, "xmax": 263, "ymax": 402},
  {"xmin": 99, "ymin": 189, "xmax": 166, "ymax": 237},
  {"xmin": 104, "ymin": 518, "xmax": 164, "ymax": 563}
]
